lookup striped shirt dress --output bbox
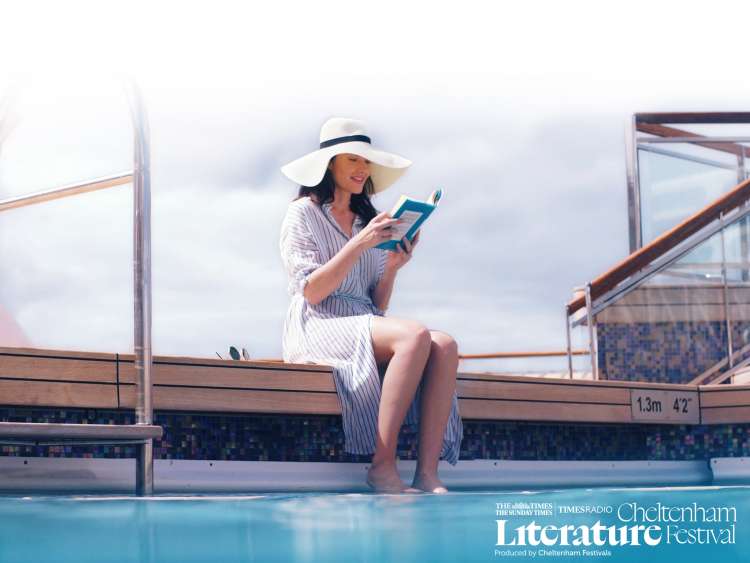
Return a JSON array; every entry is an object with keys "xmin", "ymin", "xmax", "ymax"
[{"xmin": 279, "ymin": 195, "xmax": 464, "ymax": 465}]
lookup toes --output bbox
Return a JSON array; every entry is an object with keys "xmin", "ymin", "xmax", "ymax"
[
  {"xmin": 401, "ymin": 486, "xmax": 424, "ymax": 494},
  {"xmin": 411, "ymin": 477, "xmax": 449, "ymax": 494}
]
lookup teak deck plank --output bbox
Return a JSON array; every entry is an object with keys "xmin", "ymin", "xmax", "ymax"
[
  {"xmin": 119, "ymin": 386, "xmax": 342, "ymax": 415},
  {"xmin": 457, "ymin": 378, "xmax": 630, "ymax": 404},
  {"xmin": 117, "ymin": 362, "xmax": 336, "ymax": 392},
  {"xmin": 700, "ymin": 407, "xmax": 750, "ymax": 424},
  {"xmin": 0, "ymin": 380, "xmax": 117, "ymax": 409},
  {"xmin": 117, "ymin": 353, "xmax": 333, "ymax": 372},
  {"xmin": 1, "ymin": 347, "xmax": 749, "ymax": 424},
  {"xmin": 698, "ymin": 388, "xmax": 750, "ymax": 407},
  {"xmin": 458, "ymin": 399, "xmax": 632, "ymax": 423},
  {"xmin": 0, "ymin": 350, "xmax": 116, "ymax": 383}
]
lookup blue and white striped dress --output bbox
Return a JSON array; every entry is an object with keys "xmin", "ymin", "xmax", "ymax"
[{"xmin": 279, "ymin": 195, "xmax": 463, "ymax": 465}]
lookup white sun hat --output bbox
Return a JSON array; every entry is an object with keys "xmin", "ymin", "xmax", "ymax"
[{"xmin": 280, "ymin": 117, "xmax": 412, "ymax": 194}]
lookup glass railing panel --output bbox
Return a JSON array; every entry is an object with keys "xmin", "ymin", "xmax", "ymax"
[
  {"xmin": 722, "ymin": 213, "xmax": 750, "ymax": 282},
  {"xmin": 638, "ymin": 142, "xmax": 739, "ymax": 245},
  {"xmin": 668, "ymin": 123, "xmax": 750, "ymax": 137},
  {"xmin": 0, "ymin": 187, "xmax": 135, "ymax": 352},
  {"xmin": 721, "ymin": 219, "xmax": 750, "ymax": 383},
  {"xmin": 0, "ymin": 76, "xmax": 133, "ymax": 353},
  {"xmin": 455, "ymin": 297, "xmax": 594, "ymax": 379},
  {"xmin": 457, "ymin": 346, "xmax": 592, "ymax": 379},
  {"xmin": 0, "ymin": 75, "xmax": 132, "ymax": 198},
  {"xmin": 594, "ymin": 229, "xmax": 729, "ymax": 383},
  {"xmin": 569, "ymin": 300, "xmax": 595, "ymax": 379}
]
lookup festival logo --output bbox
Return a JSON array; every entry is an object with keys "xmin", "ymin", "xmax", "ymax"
[{"xmin": 493, "ymin": 500, "xmax": 736, "ymax": 559}]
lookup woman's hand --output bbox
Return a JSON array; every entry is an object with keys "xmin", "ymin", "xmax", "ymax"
[
  {"xmin": 355, "ymin": 212, "xmax": 402, "ymax": 250},
  {"xmin": 386, "ymin": 229, "xmax": 420, "ymax": 272}
]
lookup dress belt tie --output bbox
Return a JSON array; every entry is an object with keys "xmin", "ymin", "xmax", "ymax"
[{"xmin": 329, "ymin": 292, "xmax": 373, "ymax": 305}]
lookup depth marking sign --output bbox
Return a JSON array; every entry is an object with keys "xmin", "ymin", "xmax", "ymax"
[{"xmin": 630, "ymin": 389, "xmax": 700, "ymax": 423}]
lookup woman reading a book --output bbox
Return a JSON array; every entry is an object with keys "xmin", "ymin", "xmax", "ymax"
[{"xmin": 279, "ymin": 117, "xmax": 463, "ymax": 494}]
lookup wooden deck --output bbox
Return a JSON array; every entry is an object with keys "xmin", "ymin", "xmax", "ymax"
[
  {"xmin": 1, "ymin": 346, "xmax": 748, "ymax": 425},
  {"xmin": 698, "ymin": 384, "xmax": 750, "ymax": 424}
]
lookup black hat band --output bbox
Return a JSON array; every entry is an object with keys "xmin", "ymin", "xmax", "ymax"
[{"xmin": 320, "ymin": 134, "xmax": 371, "ymax": 149}]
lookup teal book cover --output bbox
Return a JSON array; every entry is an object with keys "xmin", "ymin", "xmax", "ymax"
[{"xmin": 376, "ymin": 187, "xmax": 444, "ymax": 251}]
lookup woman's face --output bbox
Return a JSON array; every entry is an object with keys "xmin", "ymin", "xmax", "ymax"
[{"xmin": 328, "ymin": 154, "xmax": 371, "ymax": 195}]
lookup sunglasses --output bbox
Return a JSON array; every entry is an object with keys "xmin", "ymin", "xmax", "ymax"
[{"xmin": 216, "ymin": 346, "xmax": 250, "ymax": 361}]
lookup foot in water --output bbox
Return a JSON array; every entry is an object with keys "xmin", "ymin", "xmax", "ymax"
[
  {"xmin": 411, "ymin": 473, "xmax": 449, "ymax": 494},
  {"xmin": 366, "ymin": 462, "xmax": 423, "ymax": 494}
]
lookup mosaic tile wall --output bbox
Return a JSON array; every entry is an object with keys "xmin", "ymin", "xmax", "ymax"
[
  {"xmin": 2, "ymin": 407, "xmax": 749, "ymax": 462},
  {"xmin": 597, "ymin": 320, "xmax": 750, "ymax": 383}
]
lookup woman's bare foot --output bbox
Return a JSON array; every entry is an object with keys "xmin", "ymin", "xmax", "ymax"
[
  {"xmin": 411, "ymin": 472, "xmax": 449, "ymax": 494},
  {"xmin": 367, "ymin": 461, "xmax": 423, "ymax": 494}
]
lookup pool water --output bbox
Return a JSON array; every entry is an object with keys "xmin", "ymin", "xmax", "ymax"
[{"xmin": 0, "ymin": 486, "xmax": 747, "ymax": 562}]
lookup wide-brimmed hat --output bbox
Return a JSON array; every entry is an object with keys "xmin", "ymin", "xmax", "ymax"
[{"xmin": 280, "ymin": 117, "xmax": 411, "ymax": 194}]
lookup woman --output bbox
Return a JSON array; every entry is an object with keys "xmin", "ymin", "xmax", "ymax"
[{"xmin": 279, "ymin": 117, "xmax": 463, "ymax": 494}]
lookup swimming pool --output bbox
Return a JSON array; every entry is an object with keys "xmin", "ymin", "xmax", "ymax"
[{"xmin": 0, "ymin": 485, "xmax": 746, "ymax": 562}]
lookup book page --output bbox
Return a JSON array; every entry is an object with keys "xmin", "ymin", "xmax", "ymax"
[{"xmin": 390, "ymin": 210, "xmax": 421, "ymax": 240}]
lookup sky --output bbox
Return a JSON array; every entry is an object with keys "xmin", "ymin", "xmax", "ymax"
[{"xmin": 1, "ymin": 0, "xmax": 750, "ymax": 373}]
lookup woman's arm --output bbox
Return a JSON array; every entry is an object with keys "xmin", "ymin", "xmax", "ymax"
[
  {"xmin": 285, "ymin": 207, "xmax": 399, "ymax": 306},
  {"xmin": 371, "ymin": 265, "xmax": 397, "ymax": 314},
  {"xmin": 370, "ymin": 230, "xmax": 420, "ymax": 314},
  {"xmin": 303, "ymin": 237, "xmax": 368, "ymax": 305}
]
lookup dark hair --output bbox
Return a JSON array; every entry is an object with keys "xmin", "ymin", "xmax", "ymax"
[{"xmin": 293, "ymin": 156, "xmax": 379, "ymax": 225}]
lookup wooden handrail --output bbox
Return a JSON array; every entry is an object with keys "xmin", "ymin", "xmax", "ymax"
[
  {"xmin": 0, "ymin": 172, "xmax": 133, "ymax": 213},
  {"xmin": 636, "ymin": 112, "xmax": 750, "ymax": 124},
  {"xmin": 459, "ymin": 350, "xmax": 588, "ymax": 360},
  {"xmin": 637, "ymin": 123, "xmax": 750, "ymax": 159},
  {"xmin": 567, "ymin": 176, "xmax": 750, "ymax": 315}
]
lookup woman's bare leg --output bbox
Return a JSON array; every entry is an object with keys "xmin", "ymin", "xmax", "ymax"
[
  {"xmin": 369, "ymin": 316, "xmax": 432, "ymax": 492},
  {"xmin": 411, "ymin": 330, "xmax": 459, "ymax": 494}
]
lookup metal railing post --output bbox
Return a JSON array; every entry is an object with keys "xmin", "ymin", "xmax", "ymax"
[
  {"xmin": 126, "ymin": 80, "xmax": 154, "ymax": 496},
  {"xmin": 585, "ymin": 283, "xmax": 598, "ymax": 380},
  {"xmin": 738, "ymin": 151, "xmax": 749, "ymax": 282},
  {"xmin": 626, "ymin": 114, "xmax": 642, "ymax": 253},
  {"xmin": 565, "ymin": 304, "xmax": 573, "ymax": 379},
  {"xmin": 719, "ymin": 212, "xmax": 734, "ymax": 371}
]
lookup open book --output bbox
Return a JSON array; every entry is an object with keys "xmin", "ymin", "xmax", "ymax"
[{"xmin": 376, "ymin": 188, "xmax": 444, "ymax": 251}]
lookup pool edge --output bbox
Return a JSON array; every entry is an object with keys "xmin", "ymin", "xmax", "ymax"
[{"xmin": 0, "ymin": 457, "xmax": 729, "ymax": 493}]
